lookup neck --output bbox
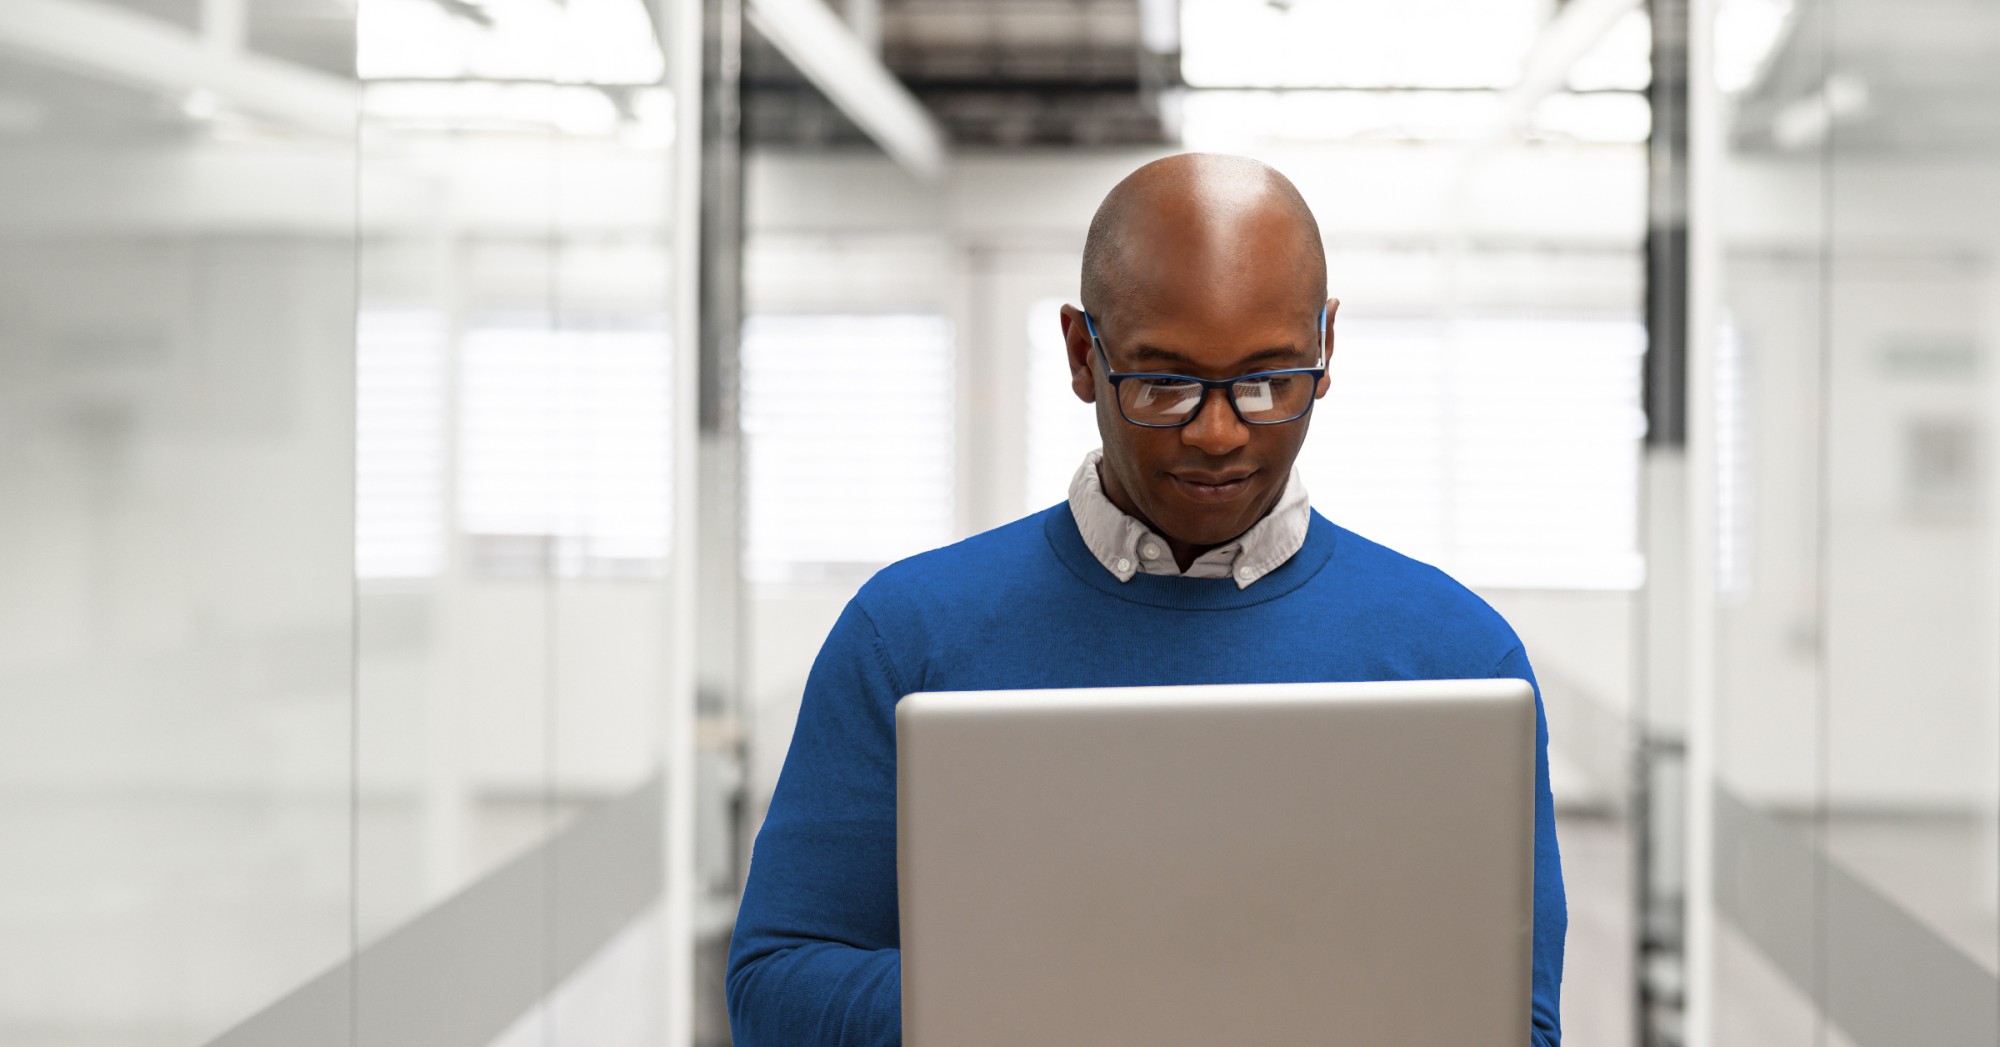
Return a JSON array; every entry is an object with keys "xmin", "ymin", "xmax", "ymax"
[{"xmin": 1097, "ymin": 463, "xmax": 1282, "ymax": 572}]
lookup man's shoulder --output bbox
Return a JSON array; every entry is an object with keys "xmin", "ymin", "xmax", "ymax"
[
  {"xmin": 854, "ymin": 504, "xmax": 1072, "ymax": 616},
  {"xmin": 1317, "ymin": 513, "xmax": 1521, "ymax": 657}
]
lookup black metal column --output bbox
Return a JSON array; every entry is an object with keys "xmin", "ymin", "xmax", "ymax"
[
  {"xmin": 693, "ymin": 0, "xmax": 746, "ymax": 1041},
  {"xmin": 1637, "ymin": 1, "xmax": 1692, "ymax": 1045},
  {"xmin": 1646, "ymin": 0, "xmax": 1691, "ymax": 451}
]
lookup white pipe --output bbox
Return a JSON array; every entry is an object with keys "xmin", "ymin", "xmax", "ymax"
[
  {"xmin": 1683, "ymin": 0, "xmax": 1723, "ymax": 1042},
  {"xmin": 745, "ymin": 0, "xmax": 947, "ymax": 182},
  {"xmin": 1490, "ymin": 0, "xmax": 1644, "ymax": 141},
  {"xmin": 665, "ymin": 0, "xmax": 705, "ymax": 1041},
  {"xmin": 0, "ymin": 0, "xmax": 353, "ymax": 137}
]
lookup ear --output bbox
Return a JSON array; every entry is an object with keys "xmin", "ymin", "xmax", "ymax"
[
  {"xmin": 1059, "ymin": 304, "xmax": 1098, "ymax": 404},
  {"xmin": 1314, "ymin": 296, "xmax": 1340, "ymax": 399}
]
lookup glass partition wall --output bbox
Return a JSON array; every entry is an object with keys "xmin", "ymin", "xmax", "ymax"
[
  {"xmin": 1695, "ymin": 0, "xmax": 2000, "ymax": 1043},
  {"xmin": 0, "ymin": 0, "xmax": 695, "ymax": 1043}
]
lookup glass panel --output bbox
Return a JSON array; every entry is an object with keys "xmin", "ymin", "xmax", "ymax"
[
  {"xmin": 1819, "ymin": 0, "xmax": 2000, "ymax": 1038},
  {"xmin": 1821, "ymin": 258, "xmax": 1998, "ymax": 970},
  {"xmin": 0, "ymin": 0, "xmax": 359, "ymax": 1040},
  {"xmin": 355, "ymin": 1, "xmax": 677, "ymax": 1034},
  {"xmin": 1709, "ymin": 0, "xmax": 1831, "ymax": 1043},
  {"xmin": 355, "ymin": 143, "xmax": 564, "ymax": 947},
  {"xmin": 547, "ymin": 22, "xmax": 676, "ymax": 1039}
]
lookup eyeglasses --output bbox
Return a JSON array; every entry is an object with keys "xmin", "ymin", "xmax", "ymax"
[{"xmin": 1082, "ymin": 306, "xmax": 1328, "ymax": 428}]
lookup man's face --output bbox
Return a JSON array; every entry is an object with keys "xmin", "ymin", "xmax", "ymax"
[{"xmin": 1060, "ymin": 289, "xmax": 1335, "ymax": 556}]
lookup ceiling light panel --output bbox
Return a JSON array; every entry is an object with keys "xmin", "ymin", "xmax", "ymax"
[
  {"xmin": 1534, "ymin": 90, "xmax": 1652, "ymax": 142},
  {"xmin": 363, "ymin": 82, "xmax": 625, "ymax": 135},
  {"xmin": 1180, "ymin": 0, "xmax": 1545, "ymax": 90},
  {"xmin": 1179, "ymin": 88, "xmax": 1653, "ymax": 147},
  {"xmin": 1179, "ymin": 89, "xmax": 1505, "ymax": 147},
  {"xmin": 1566, "ymin": 8, "xmax": 1652, "ymax": 91},
  {"xmin": 1714, "ymin": 0, "xmax": 1796, "ymax": 94},
  {"xmin": 358, "ymin": 0, "xmax": 665, "ymax": 85}
]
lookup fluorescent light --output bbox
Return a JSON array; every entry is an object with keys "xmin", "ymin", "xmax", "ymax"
[
  {"xmin": 1533, "ymin": 91, "xmax": 1652, "ymax": 143},
  {"xmin": 358, "ymin": 0, "xmax": 665, "ymax": 85},
  {"xmin": 1179, "ymin": 89, "xmax": 1506, "ymax": 148},
  {"xmin": 1180, "ymin": 0, "xmax": 1544, "ymax": 90},
  {"xmin": 363, "ymin": 81, "xmax": 622, "ymax": 135},
  {"xmin": 1179, "ymin": 87, "xmax": 1648, "ymax": 147},
  {"xmin": 1714, "ymin": 0, "xmax": 1796, "ymax": 94},
  {"xmin": 1566, "ymin": 8, "xmax": 1652, "ymax": 92}
]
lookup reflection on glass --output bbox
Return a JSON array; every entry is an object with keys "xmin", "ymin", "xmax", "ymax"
[
  {"xmin": 0, "ymin": 0, "xmax": 359, "ymax": 1039},
  {"xmin": 355, "ymin": 1, "xmax": 676, "ymax": 1007},
  {"xmin": 1708, "ymin": 0, "xmax": 2000, "ymax": 1040},
  {"xmin": 0, "ymin": 0, "xmax": 678, "ymax": 1039},
  {"xmin": 1709, "ymin": 3, "xmax": 1831, "ymax": 1045},
  {"xmin": 1812, "ymin": 0, "xmax": 2000, "ymax": 995}
]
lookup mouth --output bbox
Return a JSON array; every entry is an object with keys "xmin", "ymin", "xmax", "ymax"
[{"xmin": 1167, "ymin": 469, "xmax": 1257, "ymax": 504}]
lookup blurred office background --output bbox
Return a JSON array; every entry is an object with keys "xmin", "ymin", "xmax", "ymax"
[{"xmin": 0, "ymin": 0, "xmax": 1993, "ymax": 1044}]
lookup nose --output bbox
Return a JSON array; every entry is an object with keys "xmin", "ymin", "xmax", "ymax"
[{"xmin": 1180, "ymin": 386, "xmax": 1250, "ymax": 456}]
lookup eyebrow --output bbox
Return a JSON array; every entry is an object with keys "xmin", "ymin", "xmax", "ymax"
[{"xmin": 1125, "ymin": 344, "xmax": 1314, "ymax": 370}]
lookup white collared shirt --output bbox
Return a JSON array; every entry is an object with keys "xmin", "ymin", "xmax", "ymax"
[{"xmin": 1065, "ymin": 448, "xmax": 1312, "ymax": 589}]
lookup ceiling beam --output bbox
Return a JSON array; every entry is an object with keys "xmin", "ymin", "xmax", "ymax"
[
  {"xmin": 747, "ymin": 0, "xmax": 949, "ymax": 181},
  {"xmin": 1485, "ymin": 0, "xmax": 1642, "ymax": 145},
  {"xmin": 0, "ymin": 0, "xmax": 353, "ymax": 137}
]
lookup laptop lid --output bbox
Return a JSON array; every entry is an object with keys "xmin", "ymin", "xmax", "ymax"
[{"xmin": 896, "ymin": 678, "xmax": 1535, "ymax": 1047}]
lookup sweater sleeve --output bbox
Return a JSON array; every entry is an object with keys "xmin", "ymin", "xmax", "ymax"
[
  {"xmin": 1491, "ymin": 643, "xmax": 1568, "ymax": 1047},
  {"xmin": 726, "ymin": 599, "xmax": 906, "ymax": 1047}
]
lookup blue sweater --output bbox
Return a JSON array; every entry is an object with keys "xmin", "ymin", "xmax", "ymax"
[{"xmin": 727, "ymin": 504, "xmax": 1567, "ymax": 1046}]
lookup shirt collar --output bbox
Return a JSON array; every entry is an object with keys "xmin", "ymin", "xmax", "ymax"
[{"xmin": 1065, "ymin": 448, "xmax": 1312, "ymax": 589}]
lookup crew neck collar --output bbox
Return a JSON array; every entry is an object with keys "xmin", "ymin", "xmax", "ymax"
[
  {"xmin": 1065, "ymin": 449, "xmax": 1313, "ymax": 589},
  {"xmin": 1043, "ymin": 502, "xmax": 1338, "ymax": 610}
]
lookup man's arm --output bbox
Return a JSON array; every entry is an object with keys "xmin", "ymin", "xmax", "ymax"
[
  {"xmin": 1492, "ymin": 643, "xmax": 1568, "ymax": 1047},
  {"xmin": 727, "ymin": 599, "xmax": 906, "ymax": 1047}
]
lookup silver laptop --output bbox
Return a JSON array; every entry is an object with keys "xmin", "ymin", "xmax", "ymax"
[{"xmin": 896, "ymin": 679, "xmax": 1535, "ymax": 1047}]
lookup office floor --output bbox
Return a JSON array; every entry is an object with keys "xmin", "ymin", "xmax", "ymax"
[{"xmin": 1556, "ymin": 812, "xmax": 1638, "ymax": 1047}]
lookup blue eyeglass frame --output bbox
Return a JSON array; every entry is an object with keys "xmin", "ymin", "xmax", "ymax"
[{"xmin": 1081, "ymin": 305, "xmax": 1329, "ymax": 428}]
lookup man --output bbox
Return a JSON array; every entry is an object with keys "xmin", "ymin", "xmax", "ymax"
[{"xmin": 726, "ymin": 153, "xmax": 1567, "ymax": 1046}]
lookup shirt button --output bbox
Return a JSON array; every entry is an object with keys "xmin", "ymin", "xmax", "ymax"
[
  {"xmin": 1141, "ymin": 543, "xmax": 1161, "ymax": 559},
  {"xmin": 1115, "ymin": 557, "xmax": 1132, "ymax": 573},
  {"xmin": 1236, "ymin": 565, "xmax": 1257, "ymax": 582}
]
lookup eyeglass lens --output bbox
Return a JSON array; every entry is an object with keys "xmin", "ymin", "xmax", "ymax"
[{"xmin": 1120, "ymin": 373, "xmax": 1314, "ymax": 425}]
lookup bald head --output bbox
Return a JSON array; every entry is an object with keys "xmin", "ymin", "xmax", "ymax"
[{"xmin": 1080, "ymin": 153, "xmax": 1326, "ymax": 326}]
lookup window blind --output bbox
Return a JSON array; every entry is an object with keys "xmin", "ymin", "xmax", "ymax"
[
  {"xmin": 457, "ymin": 311, "xmax": 673, "ymax": 578},
  {"xmin": 356, "ymin": 309, "xmax": 448, "ymax": 580},
  {"xmin": 1024, "ymin": 299, "xmax": 1103, "ymax": 509},
  {"xmin": 741, "ymin": 314, "xmax": 955, "ymax": 584}
]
